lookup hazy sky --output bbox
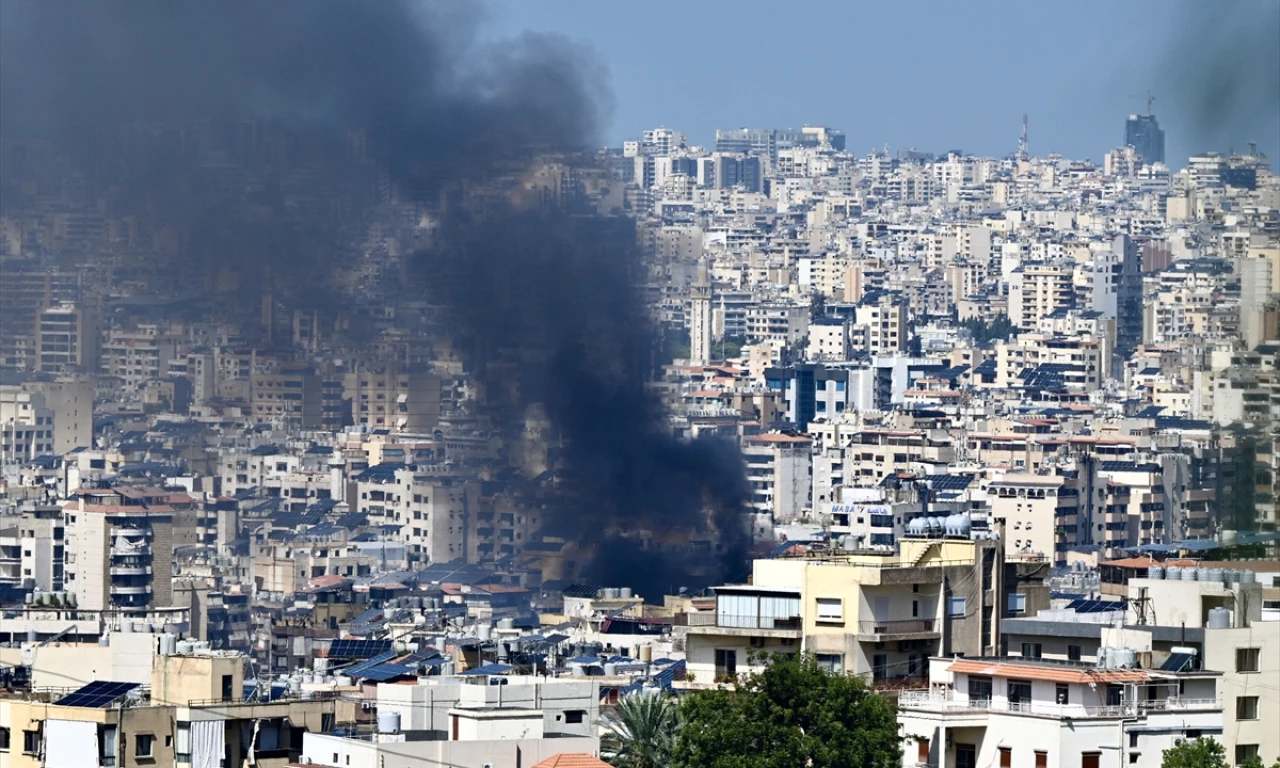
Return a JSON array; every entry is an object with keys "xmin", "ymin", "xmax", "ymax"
[{"xmin": 488, "ymin": 0, "xmax": 1279, "ymax": 167}]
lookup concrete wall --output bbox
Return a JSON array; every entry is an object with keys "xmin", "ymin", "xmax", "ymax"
[
  {"xmin": 1204, "ymin": 622, "xmax": 1280, "ymax": 765},
  {"xmin": 27, "ymin": 633, "xmax": 157, "ymax": 688},
  {"xmin": 301, "ymin": 732, "xmax": 600, "ymax": 768}
]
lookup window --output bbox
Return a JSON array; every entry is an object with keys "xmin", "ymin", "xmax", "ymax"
[
  {"xmin": 948, "ymin": 596, "xmax": 967, "ymax": 617},
  {"xmin": 1236, "ymin": 696, "xmax": 1259, "ymax": 720},
  {"xmin": 1082, "ymin": 752, "xmax": 1101, "ymax": 768},
  {"xmin": 1129, "ymin": 733, "xmax": 1139, "ymax": 748},
  {"xmin": 816, "ymin": 598, "xmax": 843, "ymax": 623},
  {"xmin": 714, "ymin": 649, "xmax": 737, "ymax": 677},
  {"xmin": 1067, "ymin": 644, "xmax": 1082, "ymax": 662},
  {"xmin": 0, "ymin": 727, "xmax": 8, "ymax": 750},
  {"xmin": 136, "ymin": 734, "xmax": 154, "ymax": 758},
  {"xmin": 1008, "ymin": 680, "xmax": 1032, "ymax": 708},
  {"xmin": 564, "ymin": 710, "xmax": 586, "ymax": 724},
  {"xmin": 23, "ymin": 730, "xmax": 40, "ymax": 755},
  {"xmin": 1056, "ymin": 683, "xmax": 1070, "ymax": 704},
  {"xmin": 1021, "ymin": 643, "xmax": 1042, "ymax": 659},
  {"xmin": 1129, "ymin": 753, "xmax": 1140, "ymax": 764},
  {"xmin": 1008, "ymin": 593, "xmax": 1026, "ymax": 613},
  {"xmin": 1236, "ymin": 745, "xmax": 1260, "ymax": 765},
  {"xmin": 999, "ymin": 748, "xmax": 1012, "ymax": 767},
  {"xmin": 816, "ymin": 654, "xmax": 843, "ymax": 673},
  {"xmin": 1236, "ymin": 647, "xmax": 1260, "ymax": 673},
  {"xmin": 1035, "ymin": 751, "xmax": 1048, "ymax": 768},
  {"xmin": 968, "ymin": 675, "xmax": 992, "ymax": 705}
]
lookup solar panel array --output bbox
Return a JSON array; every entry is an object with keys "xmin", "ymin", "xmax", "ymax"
[
  {"xmin": 327, "ymin": 639, "xmax": 393, "ymax": 659},
  {"xmin": 1066, "ymin": 599, "xmax": 1127, "ymax": 614},
  {"xmin": 1161, "ymin": 652, "xmax": 1195, "ymax": 672},
  {"xmin": 55, "ymin": 681, "xmax": 140, "ymax": 708},
  {"xmin": 929, "ymin": 474, "xmax": 974, "ymax": 491},
  {"xmin": 353, "ymin": 662, "xmax": 417, "ymax": 682},
  {"xmin": 344, "ymin": 650, "xmax": 398, "ymax": 676}
]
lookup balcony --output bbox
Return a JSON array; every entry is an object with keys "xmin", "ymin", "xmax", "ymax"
[
  {"xmin": 109, "ymin": 565, "xmax": 152, "ymax": 576},
  {"xmin": 109, "ymin": 584, "xmax": 153, "ymax": 595},
  {"xmin": 685, "ymin": 612, "xmax": 803, "ymax": 638},
  {"xmin": 111, "ymin": 544, "xmax": 152, "ymax": 558},
  {"xmin": 898, "ymin": 691, "xmax": 1219, "ymax": 719},
  {"xmin": 856, "ymin": 619, "xmax": 940, "ymax": 641}
]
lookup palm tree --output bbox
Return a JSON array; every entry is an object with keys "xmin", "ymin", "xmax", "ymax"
[{"xmin": 598, "ymin": 691, "xmax": 680, "ymax": 768}]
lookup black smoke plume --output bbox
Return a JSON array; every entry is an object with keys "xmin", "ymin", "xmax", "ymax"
[{"xmin": 0, "ymin": 0, "xmax": 750, "ymax": 596}]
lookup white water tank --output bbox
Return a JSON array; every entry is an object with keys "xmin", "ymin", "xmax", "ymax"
[
  {"xmin": 1148, "ymin": 565, "xmax": 1164, "ymax": 580},
  {"xmin": 477, "ymin": 624, "xmax": 492, "ymax": 641},
  {"xmin": 1207, "ymin": 607, "xmax": 1231, "ymax": 629},
  {"xmin": 176, "ymin": 640, "xmax": 195, "ymax": 655},
  {"xmin": 1240, "ymin": 570, "xmax": 1257, "ymax": 584},
  {"xmin": 378, "ymin": 711, "xmax": 401, "ymax": 734},
  {"xmin": 314, "ymin": 657, "xmax": 328, "ymax": 673},
  {"xmin": 1114, "ymin": 649, "xmax": 1137, "ymax": 668},
  {"xmin": 334, "ymin": 675, "xmax": 352, "ymax": 686},
  {"xmin": 619, "ymin": 587, "xmax": 633, "ymax": 599},
  {"xmin": 158, "ymin": 633, "xmax": 178, "ymax": 656},
  {"xmin": 120, "ymin": 619, "xmax": 134, "ymax": 633},
  {"xmin": 498, "ymin": 617, "xmax": 516, "ymax": 631},
  {"xmin": 1205, "ymin": 568, "xmax": 1224, "ymax": 585}
]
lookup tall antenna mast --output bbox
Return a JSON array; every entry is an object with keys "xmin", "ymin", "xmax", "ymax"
[
  {"xmin": 1018, "ymin": 114, "xmax": 1029, "ymax": 160},
  {"xmin": 1146, "ymin": 91, "xmax": 1155, "ymax": 117}
]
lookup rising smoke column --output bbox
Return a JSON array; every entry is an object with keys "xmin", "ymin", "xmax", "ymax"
[{"xmin": 0, "ymin": 0, "xmax": 751, "ymax": 595}]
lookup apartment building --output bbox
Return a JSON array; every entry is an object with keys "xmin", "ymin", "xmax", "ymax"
[
  {"xmin": 99, "ymin": 325, "xmax": 179, "ymax": 392},
  {"xmin": 67, "ymin": 489, "xmax": 175, "ymax": 611},
  {"xmin": 743, "ymin": 433, "xmax": 812, "ymax": 521},
  {"xmin": 251, "ymin": 362, "xmax": 323, "ymax": 427},
  {"xmin": 0, "ymin": 506, "xmax": 64, "ymax": 591},
  {"xmin": 897, "ymin": 655, "xmax": 1222, "ymax": 768},
  {"xmin": 34, "ymin": 301, "xmax": 99, "ymax": 375},
  {"xmin": 681, "ymin": 536, "xmax": 1037, "ymax": 688},
  {"xmin": 995, "ymin": 333, "xmax": 1105, "ymax": 391},
  {"xmin": 1009, "ymin": 264, "xmax": 1075, "ymax": 331},
  {"xmin": 857, "ymin": 298, "xmax": 908, "ymax": 355}
]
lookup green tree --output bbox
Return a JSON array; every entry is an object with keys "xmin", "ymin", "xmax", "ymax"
[
  {"xmin": 1234, "ymin": 756, "xmax": 1280, "ymax": 768},
  {"xmin": 1161, "ymin": 737, "xmax": 1228, "ymax": 768},
  {"xmin": 598, "ymin": 691, "xmax": 680, "ymax": 768},
  {"xmin": 673, "ymin": 653, "xmax": 901, "ymax": 768}
]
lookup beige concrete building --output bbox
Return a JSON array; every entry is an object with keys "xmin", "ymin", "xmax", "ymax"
[
  {"xmin": 1008, "ymin": 264, "xmax": 1074, "ymax": 331},
  {"xmin": 67, "ymin": 490, "xmax": 174, "ymax": 612}
]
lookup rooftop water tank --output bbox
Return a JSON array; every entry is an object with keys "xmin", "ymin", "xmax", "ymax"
[
  {"xmin": 377, "ymin": 710, "xmax": 400, "ymax": 734},
  {"xmin": 1114, "ymin": 648, "xmax": 1137, "ymax": 669},
  {"xmin": 603, "ymin": 663, "xmax": 618, "ymax": 676},
  {"xmin": 907, "ymin": 517, "xmax": 927, "ymax": 537},
  {"xmin": 1148, "ymin": 565, "xmax": 1164, "ymax": 580},
  {"xmin": 1224, "ymin": 569, "xmax": 1240, "ymax": 584},
  {"xmin": 620, "ymin": 587, "xmax": 633, "ymax": 599},
  {"xmin": 639, "ymin": 645, "xmax": 652, "ymax": 663},
  {"xmin": 1240, "ymin": 570, "xmax": 1256, "ymax": 584},
  {"xmin": 1207, "ymin": 607, "xmax": 1231, "ymax": 629},
  {"xmin": 158, "ymin": 633, "xmax": 177, "ymax": 656},
  {"xmin": 120, "ymin": 619, "xmax": 134, "ymax": 634},
  {"xmin": 334, "ymin": 675, "xmax": 352, "ymax": 687},
  {"xmin": 176, "ymin": 640, "xmax": 194, "ymax": 655},
  {"xmin": 1166, "ymin": 566, "xmax": 1182, "ymax": 581},
  {"xmin": 498, "ymin": 617, "xmax": 516, "ymax": 631},
  {"xmin": 314, "ymin": 657, "xmax": 329, "ymax": 673},
  {"xmin": 1205, "ymin": 568, "xmax": 1224, "ymax": 585},
  {"xmin": 477, "ymin": 624, "xmax": 492, "ymax": 641}
]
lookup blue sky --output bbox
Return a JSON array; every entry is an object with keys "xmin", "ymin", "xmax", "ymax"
[{"xmin": 486, "ymin": 0, "xmax": 1279, "ymax": 167}]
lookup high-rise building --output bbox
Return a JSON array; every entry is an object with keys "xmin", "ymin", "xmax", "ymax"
[
  {"xmin": 35, "ymin": 301, "xmax": 99, "ymax": 374},
  {"xmin": 68, "ymin": 491, "xmax": 174, "ymax": 611},
  {"xmin": 689, "ymin": 258, "xmax": 712, "ymax": 365},
  {"xmin": 1124, "ymin": 113, "xmax": 1165, "ymax": 165}
]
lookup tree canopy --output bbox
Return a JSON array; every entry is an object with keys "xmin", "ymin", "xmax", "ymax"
[
  {"xmin": 1161, "ymin": 738, "xmax": 1228, "ymax": 768},
  {"xmin": 672, "ymin": 653, "xmax": 902, "ymax": 768}
]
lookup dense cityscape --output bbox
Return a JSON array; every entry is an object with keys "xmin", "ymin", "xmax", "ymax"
[{"xmin": 0, "ymin": 3, "xmax": 1278, "ymax": 768}]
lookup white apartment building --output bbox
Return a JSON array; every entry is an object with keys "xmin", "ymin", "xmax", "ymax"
[
  {"xmin": 743, "ymin": 433, "xmax": 812, "ymax": 521},
  {"xmin": 1009, "ymin": 264, "xmax": 1074, "ymax": 331},
  {"xmin": 898, "ymin": 656, "xmax": 1222, "ymax": 768},
  {"xmin": 0, "ymin": 506, "xmax": 64, "ymax": 591}
]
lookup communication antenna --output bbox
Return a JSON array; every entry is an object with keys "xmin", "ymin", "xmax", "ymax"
[{"xmin": 1017, "ymin": 114, "xmax": 1029, "ymax": 160}]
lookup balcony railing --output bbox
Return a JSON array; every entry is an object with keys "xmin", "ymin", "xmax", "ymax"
[
  {"xmin": 895, "ymin": 691, "xmax": 1201, "ymax": 719},
  {"xmin": 687, "ymin": 613, "xmax": 802, "ymax": 630},
  {"xmin": 858, "ymin": 619, "xmax": 938, "ymax": 636}
]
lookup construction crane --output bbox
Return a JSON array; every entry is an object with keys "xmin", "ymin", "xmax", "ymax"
[{"xmin": 1126, "ymin": 91, "xmax": 1156, "ymax": 116}]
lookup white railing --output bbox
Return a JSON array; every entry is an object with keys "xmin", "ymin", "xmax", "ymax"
[
  {"xmin": 897, "ymin": 692, "xmax": 1153, "ymax": 719},
  {"xmin": 1140, "ymin": 698, "xmax": 1220, "ymax": 711}
]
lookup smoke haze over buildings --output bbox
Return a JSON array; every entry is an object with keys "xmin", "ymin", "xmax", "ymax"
[{"xmin": 0, "ymin": 0, "xmax": 751, "ymax": 595}]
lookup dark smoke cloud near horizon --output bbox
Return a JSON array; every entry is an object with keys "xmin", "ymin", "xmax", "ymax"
[
  {"xmin": 0, "ymin": 0, "xmax": 751, "ymax": 596},
  {"xmin": 1156, "ymin": 1, "xmax": 1280, "ymax": 164}
]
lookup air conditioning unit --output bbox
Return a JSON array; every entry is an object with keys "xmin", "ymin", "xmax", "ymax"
[{"xmin": 361, "ymin": 702, "xmax": 373, "ymax": 712}]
